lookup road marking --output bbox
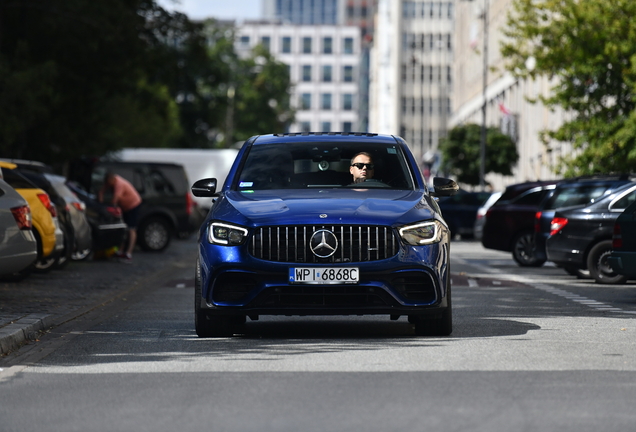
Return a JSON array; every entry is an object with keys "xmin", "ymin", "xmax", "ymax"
[{"xmin": 453, "ymin": 257, "xmax": 636, "ymax": 315}]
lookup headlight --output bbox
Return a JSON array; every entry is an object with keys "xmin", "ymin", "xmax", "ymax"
[
  {"xmin": 208, "ymin": 222, "xmax": 249, "ymax": 245},
  {"xmin": 398, "ymin": 221, "xmax": 444, "ymax": 245}
]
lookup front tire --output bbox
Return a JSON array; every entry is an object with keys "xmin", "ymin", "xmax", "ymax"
[
  {"xmin": 512, "ymin": 231, "xmax": 545, "ymax": 267},
  {"xmin": 587, "ymin": 240, "xmax": 627, "ymax": 284}
]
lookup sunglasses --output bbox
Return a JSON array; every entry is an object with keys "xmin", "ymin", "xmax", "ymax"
[{"xmin": 351, "ymin": 163, "xmax": 375, "ymax": 170}]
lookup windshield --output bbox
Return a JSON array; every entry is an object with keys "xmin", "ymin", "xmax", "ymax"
[{"xmin": 235, "ymin": 142, "xmax": 416, "ymax": 191}]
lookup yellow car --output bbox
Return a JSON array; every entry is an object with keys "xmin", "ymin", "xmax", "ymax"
[{"xmin": 0, "ymin": 161, "xmax": 59, "ymax": 270}]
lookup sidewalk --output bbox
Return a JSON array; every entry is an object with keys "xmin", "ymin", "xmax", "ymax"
[{"xmin": 0, "ymin": 238, "xmax": 196, "ymax": 356}]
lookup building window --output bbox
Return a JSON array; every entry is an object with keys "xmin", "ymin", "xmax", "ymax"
[
  {"xmin": 321, "ymin": 93, "xmax": 332, "ymax": 110},
  {"xmin": 300, "ymin": 93, "xmax": 311, "ymax": 110},
  {"xmin": 343, "ymin": 37, "xmax": 354, "ymax": 54},
  {"xmin": 343, "ymin": 65, "xmax": 354, "ymax": 82},
  {"xmin": 302, "ymin": 65, "xmax": 312, "ymax": 82},
  {"xmin": 343, "ymin": 94, "xmax": 353, "ymax": 111},
  {"xmin": 343, "ymin": 121, "xmax": 353, "ymax": 132},
  {"xmin": 240, "ymin": 35, "xmax": 250, "ymax": 46},
  {"xmin": 322, "ymin": 65, "xmax": 332, "ymax": 82},
  {"xmin": 303, "ymin": 37, "xmax": 312, "ymax": 54},
  {"xmin": 321, "ymin": 121, "xmax": 331, "ymax": 132},
  {"xmin": 282, "ymin": 36, "xmax": 291, "ymax": 53},
  {"xmin": 260, "ymin": 36, "xmax": 270, "ymax": 51},
  {"xmin": 322, "ymin": 36, "xmax": 333, "ymax": 54},
  {"xmin": 301, "ymin": 121, "xmax": 311, "ymax": 132}
]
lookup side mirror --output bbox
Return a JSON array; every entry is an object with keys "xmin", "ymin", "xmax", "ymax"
[
  {"xmin": 431, "ymin": 177, "xmax": 459, "ymax": 197},
  {"xmin": 191, "ymin": 178, "xmax": 218, "ymax": 197}
]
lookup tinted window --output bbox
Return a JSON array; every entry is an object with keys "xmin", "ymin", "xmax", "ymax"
[
  {"xmin": 545, "ymin": 185, "xmax": 614, "ymax": 210},
  {"xmin": 2, "ymin": 169, "xmax": 37, "ymax": 189},
  {"xmin": 513, "ymin": 189, "xmax": 550, "ymax": 206},
  {"xmin": 611, "ymin": 188, "xmax": 636, "ymax": 211}
]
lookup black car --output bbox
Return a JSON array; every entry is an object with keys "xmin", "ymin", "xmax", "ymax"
[
  {"xmin": 436, "ymin": 190, "xmax": 492, "ymax": 239},
  {"xmin": 546, "ymin": 182, "xmax": 636, "ymax": 284},
  {"xmin": 69, "ymin": 159, "xmax": 201, "ymax": 252},
  {"xmin": 535, "ymin": 175, "xmax": 635, "ymax": 273},
  {"xmin": 66, "ymin": 181, "xmax": 128, "ymax": 255},
  {"xmin": 608, "ymin": 199, "xmax": 636, "ymax": 279},
  {"xmin": 481, "ymin": 180, "xmax": 559, "ymax": 266}
]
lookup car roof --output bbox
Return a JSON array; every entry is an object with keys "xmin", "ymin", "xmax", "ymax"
[{"xmin": 250, "ymin": 133, "xmax": 401, "ymax": 146}]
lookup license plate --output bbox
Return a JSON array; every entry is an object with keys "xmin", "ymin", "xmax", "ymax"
[{"xmin": 289, "ymin": 267, "xmax": 359, "ymax": 284}]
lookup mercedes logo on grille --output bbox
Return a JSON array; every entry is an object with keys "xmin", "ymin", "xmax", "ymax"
[{"xmin": 310, "ymin": 229, "xmax": 338, "ymax": 258}]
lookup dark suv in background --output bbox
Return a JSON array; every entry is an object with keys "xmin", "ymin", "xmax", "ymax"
[
  {"xmin": 534, "ymin": 175, "xmax": 635, "ymax": 274},
  {"xmin": 481, "ymin": 180, "xmax": 560, "ymax": 266},
  {"xmin": 70, "ymin": 159, "xmax": 202, "ymax": 252}
]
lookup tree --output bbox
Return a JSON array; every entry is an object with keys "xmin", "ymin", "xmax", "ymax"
[
  {"xmin": 440, "ymin": 123, "xmax": 519, "ymax": 186},
  {"xmin": 500, "ymin": 0, "xmax": 636, "ymax": 176}
]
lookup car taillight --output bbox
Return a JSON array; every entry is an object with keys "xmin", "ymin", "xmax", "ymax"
[
  {"xmin": 72, "ymin": 201, "xmax": 86, "ymax": 212},
  {"xmin": 186, "ymin": 192, "xmax": 194, "ymax": 216},
  {"xmin": 106, "ymin": 206, "xmax": 122, "ymax": 217},
  {"xmin": 534, "ymin": 211, "xmax": 542, "ymax": 233},
  {"xmin": 549, "ymin": 217, "xmax": 568, "ymax": 236},
  {"xmin": 37, "ymin": 193, "xmax": 57, "ymax": 218},
  {"xmin": 613, "ymin": 223, "xmax": 622, "ymax": 249},
  {"xmin": 11, "ymin": 205, "xmax": 32, "ymax": 230}
]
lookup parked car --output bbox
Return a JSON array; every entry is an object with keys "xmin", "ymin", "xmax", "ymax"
[
  {"xmin": 0, "ymin": 178, "xmax": 38, "ymax": 280},
  {"xmin": 192, "ymin": 132, "xmax": 459, "ymax": 337},
  {"xmin": 69, "ymin": 159, "xmax": 199, "ymax": 252},
  {"xmin": 436, "ymin": 190, "xmax": 492, "ymax": 239},
  {"xmin": 473, "ymin": 191, "xmax": 502, "ymax": 241},
  {"xmin": 66, "ymin": 181, "xmax": 127, "ymax": 256},
  {"xmin": 0, "ymin": 161, "xmax": 61, "ymax": 273},
  {"xmin": 534, "ymin": 175, "xmax": 635, "ymax": 274},
  {"xmin": 546, "ymin": 182, "xmax": 636, "ymax": 284},
  {"xmin": 481, "ymin": 180, "xmax": 560, "ymax": 266},
  {"xmin": 5, "ymin": 160, "xmax": 93, "ymax": 268},
  {"xmin": 608, "ymin": 199, "xmax": 636, "ymax": 280}
]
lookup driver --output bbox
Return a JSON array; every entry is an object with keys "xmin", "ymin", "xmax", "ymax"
[{"xmin": 349, "ymin": 152, "xmax": 375, "ymax": 184}]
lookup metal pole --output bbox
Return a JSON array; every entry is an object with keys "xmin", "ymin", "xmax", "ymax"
[{"xmin": 480, "ymin": 0, "xmax": 489, "ymax": 191}]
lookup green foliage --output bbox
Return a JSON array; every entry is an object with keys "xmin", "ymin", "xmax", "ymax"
[
  {"xmin": 501, "ymin": 0, "xmax": 636, "ymax": 176},
  {"xmin": 440, "ymin": 123, "xmax": 519, "ymax": 186},
  {"xmin": 0, "ymin": 0, "xmax": 294, "ymax": 165}
]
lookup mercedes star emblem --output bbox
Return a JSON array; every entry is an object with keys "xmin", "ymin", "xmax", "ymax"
[{"xmin": 310, "ymin": 229, "xmax": 338, "ymax": 258}]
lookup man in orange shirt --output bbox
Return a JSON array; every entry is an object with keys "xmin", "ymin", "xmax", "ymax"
[{"xmin": 99, "ymin": 171, "xmax": 142, "ymax": 263}]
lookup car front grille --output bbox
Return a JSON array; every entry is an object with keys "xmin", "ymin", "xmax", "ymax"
[
  {"xmin": 248, "ymin": 225, "xmax": 399, "ymax": 263},
  {"xmin": 250, "ymin": 285, "xmax": 400, "ymax": 308}
]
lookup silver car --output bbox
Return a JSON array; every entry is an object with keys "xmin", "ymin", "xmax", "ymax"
[{"xmin": 0, "ymin": 178, "xmax": 38, "ymax": 279}]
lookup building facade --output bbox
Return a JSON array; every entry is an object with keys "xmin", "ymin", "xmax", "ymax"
[
  {"xmin": 370, "ymin": 0, "xmax": 454, "ymax": 166},
  {"xmin": 236, "ymin": 23, "xmax": 361, "ymax": 133}
]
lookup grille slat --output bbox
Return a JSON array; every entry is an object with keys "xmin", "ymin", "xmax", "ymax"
[{"xmin": 249, "ymin": 225, "xmax": 399, "ymax": 263}]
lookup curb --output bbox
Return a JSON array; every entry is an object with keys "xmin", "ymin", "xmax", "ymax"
[{"xmin": 0, "ymin": 314, "xmax": 56, "ymax": 355}]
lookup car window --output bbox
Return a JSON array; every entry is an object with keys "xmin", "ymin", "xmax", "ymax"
[
  {"xmin": 545, "ymin": 185, "xmax": 613, "ymax": 210},
  {"xmin": 512, "ymin": 188, "xmax": 550, "ymax": 206},
  {"xmin": 2, "ymin": 169, "xmax": 37, "ymax": 189},
  {"xmin": 611, "ymin": 188, "xmax": 636, "ymax": 211},
  {"xmin": 236, "ymin": 142, "xmax": 415, "ymax": 191}
]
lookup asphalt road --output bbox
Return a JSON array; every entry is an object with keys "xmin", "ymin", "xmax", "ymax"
[{"xmin": 1, "ymin": 238, "xmax": 636, "ymax": 431}]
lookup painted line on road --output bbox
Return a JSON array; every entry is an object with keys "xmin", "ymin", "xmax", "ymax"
[{"xmin": 454, "ymin": 257, "xmax": 636, "ymax": 315}]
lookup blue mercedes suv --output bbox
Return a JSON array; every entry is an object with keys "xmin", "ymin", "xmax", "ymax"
[{"xmin": 192, "ymin": 133, "xmax": 458, "ymax": 337}]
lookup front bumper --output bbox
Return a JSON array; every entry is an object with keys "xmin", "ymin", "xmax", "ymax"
[{"xmin": 198, "ymin": 242, "xmax": 450, "ymax": 317}]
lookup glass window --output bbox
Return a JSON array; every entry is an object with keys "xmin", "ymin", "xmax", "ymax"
[
  {"xmin": 281, "ymin": 36, "xmax": 291, "ymax": 53},
  {"xmin": 322, "ymin": 36, "xmax": 333, "ymax": 54},
  {"xmin": 302, "ymin": 65, "xmax": 312, "ymax": 82},
  {"xmin": 322, "ymin": 65, "xmax": 332, "ymax": 82},
  {"xmin": 343, "ymin": 37, "xmax": 354, "ymax": 54},
  {"xmin": 300, "ymin": 93, "xmax": 311, "ymax": 110},
  {"xmin": 321, "ymin": 93, "xmax": 332, "ymax": 110},
  {"xmin": 612, "ymin": 189, "xmax": 636, "ymax": 211},
  {"xmin": 343, "ymin": 65, "xmax": 354, "ymax": 82},
  {"xmin": 260, "ymin": 36, "xmax": 270, "ymax": 51},
  {"xmin": 300, "ymin": 122, "xmax": 311, "ymax": 132},
  {"xmin": 303, "ymin": 37, "xmax": 312, "ymax": 54},
  {"xmin": 240, "ymin": 35, "xmax": 250, "ymax": 46},
  {"xmin": 343, "ymin": 121, "xmax": 353, "ymax": 132},
  {"xmin": 321, "ymin": 121, "xmax": 331, "ymax": 132},
  {"xmin": 343, "ymin": 94, "xmax": 353, "ymax": 111}
]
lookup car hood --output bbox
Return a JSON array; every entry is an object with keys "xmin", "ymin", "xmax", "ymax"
[{"xmin": 213, "ymin": 189, "xmax": 437, "ymax": 226}]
